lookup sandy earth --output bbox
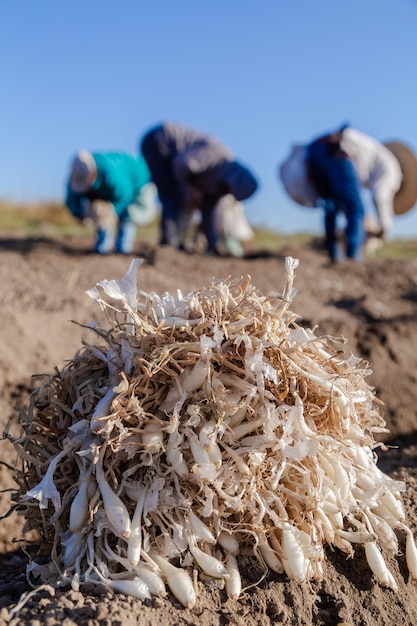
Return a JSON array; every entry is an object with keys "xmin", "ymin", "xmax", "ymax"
[{"xmin": 0, "ymin": 232, "xmax": 417, "ymax": 625}]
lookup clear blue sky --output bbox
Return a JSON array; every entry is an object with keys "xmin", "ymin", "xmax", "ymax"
[{"xmin": 1, "ymin": 0, "xmax": 417, "ymax": 237}]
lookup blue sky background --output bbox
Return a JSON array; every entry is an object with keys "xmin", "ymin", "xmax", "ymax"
[{"xmin": 1, "ymin": 0, "xmax": 417, "ymax": 237}]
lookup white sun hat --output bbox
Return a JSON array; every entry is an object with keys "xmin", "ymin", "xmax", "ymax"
[
  {"xmin": 69, "ymin": 150, "xmax": 97, "ymax": 194},
  {"xmin": 383, "ymin": 141, "xmax": 417, "ymax": 215}
]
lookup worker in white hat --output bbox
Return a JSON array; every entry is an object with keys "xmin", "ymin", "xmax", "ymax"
[
  {"xmin": 280, "ymin": 125, "xmax": 417, "ymax": 262},
  {"xmin": 66, "ymin": 150, "xmax": 157, "ymax": 254}
]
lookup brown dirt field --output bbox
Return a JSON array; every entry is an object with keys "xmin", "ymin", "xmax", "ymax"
[{"xmin": 0, "ymin": 232, "xmax": 417, "ymax": 626}]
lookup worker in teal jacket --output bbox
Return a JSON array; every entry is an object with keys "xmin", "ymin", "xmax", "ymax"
[{"xmin": 65, "ymin": 151, "xmax": 155, "ymax": 254}]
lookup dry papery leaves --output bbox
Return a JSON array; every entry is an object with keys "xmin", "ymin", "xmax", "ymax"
[{"xmin": 8, "ymin": 257, "xmax": 417, "ymax": 610}]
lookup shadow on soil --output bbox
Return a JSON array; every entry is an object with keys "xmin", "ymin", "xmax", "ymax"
[{"xmin": 0, "ymin": 236, "xmax": 157, "ymax": 265}]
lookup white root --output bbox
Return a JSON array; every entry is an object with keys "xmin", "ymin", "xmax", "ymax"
[
  {"xmin": 380, "ymin": 491, "xmax": 405, "ymax": 522},
  {"xmin": 161, "ymin": 356, "xmax": 210, "ymax": 413},
  {"xmin": 127, "ymin": 485, "xmax": 148, "ymax": 565},
  {"xmin": 328, "ymin": 456, "xmax": 351, "ymax": 504},
  {"xmin": 317, "ymin": 452, "xmax": 335, "ymax": 482},
  {"xmin": 90, "ymin": 388, "xmax": 116, "ymax": 432},
  {"xmin": 333, "ymin": 534, "xmax": 354, "ymax": 557},
  {"xmin": 364, "ymin": 542, "xmax": 398, "ymax": 590},
  {"xmin": 182, "ymin": 357, "xmax": 211, "ymax": 393},
  {"xmin": 257, "ymin": 533, "xmax": 284, "ymax": 574},
  {"xmin": 226, "ymin": 415, "xmax": 266, "ymax": 441},
  {"xmin": 104, "ymin": 576, "xmax": 151, "ymax": 601},
  {"xmin": 150, "ymin": 553, "xmax": 197, "ymax": 609},
  {"xmin": 365, "ymin": 510, "xmax": 399, "ymax": 553},
  {"xmin": 355, "ymin": 471, "xmax": 379, "ymax": 494},
  {"xmin": 220, "ymin": 442, "xmax": 251, "ymax": 476},
  {"xmin": 398, "ymin": 524, "xmax": 417, "ymax": 580},
  {"xmin": 315, "ymin": 507, "xmax": 335, "ymax": 544},
  {"xmin": 142, "ymin": 421, "xmax": 164, "ymax": 452},
  {"xmin": 335, "ymin": 529, "xmax": 376, "ymax": 544},
  {"xmin": 135, "ymin": 564, "xmax": 167, "ymax": 597},
  {"xmin": 95, "ymin": 449, "xmax": 131, "ymax": 540},
  {"xmin": 405, "ymin": 528, "xmax": 417, "ymax": 580},
  {"xmin": 96, "ymin": 477, "xmax": 132, "ymax": 539},
  {"xmin": 166, "ymin": 430, "xmax": 188, "ymax": 477},
  {"xmin": 206, "ymin": 442, "xmax": 223, "ymax": 468},
  {"xmin": 191, "ymin": 463, "xmax": 219, "ymax": 481},
  {"xmin": 188, "ymin": 510, "xmax": 216, "ymax": 545},
  {"xmin": 69, "ymin": 475, "xmax": 93, "ymax": 533},
  {"xmin": 281, "ymin": 525, "xmax": 309, "ymax": 582},
  {"xmin": 225, "ymin": 553, "xmax": 242, "ymax": 599},
  {"xmin": 189, "ymin": 541, "xmax": 230, "ymax": 579},
  {"xmin": 198, "ymin": 420, "xmax": 223, "ymax": 467},
  {"xmin": 217, "ymin": 531, "xmax": 240, "ymax": 556},
  {"xmin": 187, "ymin": 430, "xmax": 212, "ymax": 465},
  {"xmin": 198, "ymin": 420, "xmax": 217, "ymax": 447}
]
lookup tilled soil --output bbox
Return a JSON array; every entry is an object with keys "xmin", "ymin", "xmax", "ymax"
[{"xmin": 1, "ymin": 233, "xmax": 417, "ymax": 626}]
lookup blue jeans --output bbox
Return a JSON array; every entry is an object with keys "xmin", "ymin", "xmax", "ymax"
[
  {"xmin": 308, "ymin": 142, "xmax": 365, "ymax": 260},
  {"xmin": 95, "ymin": 211, "xmax": 136, "ymax": 254},
  {"xmin": 116, "ymin": 217, "xmax": 136, "ymax": 254},
  {"xmin": 141, "ymin": 126, "xmax": 220, "ymax": 252},
  {"xmin": 141, "ymin": 127, "xmax": 183, "ymax": 248}
]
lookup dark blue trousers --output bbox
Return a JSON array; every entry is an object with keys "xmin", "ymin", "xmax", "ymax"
[
  {"xmin": 141, "ymin": 127, "xmax": 219, "ymax": 251},
  {"xmin": 141, "ymin": 127, "xmax": 183, "ymax": 248},
  {"xmin": 307, "ymin": 142, "xmax": 365, "ymax": 260}
]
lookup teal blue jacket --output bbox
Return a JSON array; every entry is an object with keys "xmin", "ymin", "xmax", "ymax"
[{"xmin": 66, "ymin": 152, "xmax": 151, "ymax": 218}]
